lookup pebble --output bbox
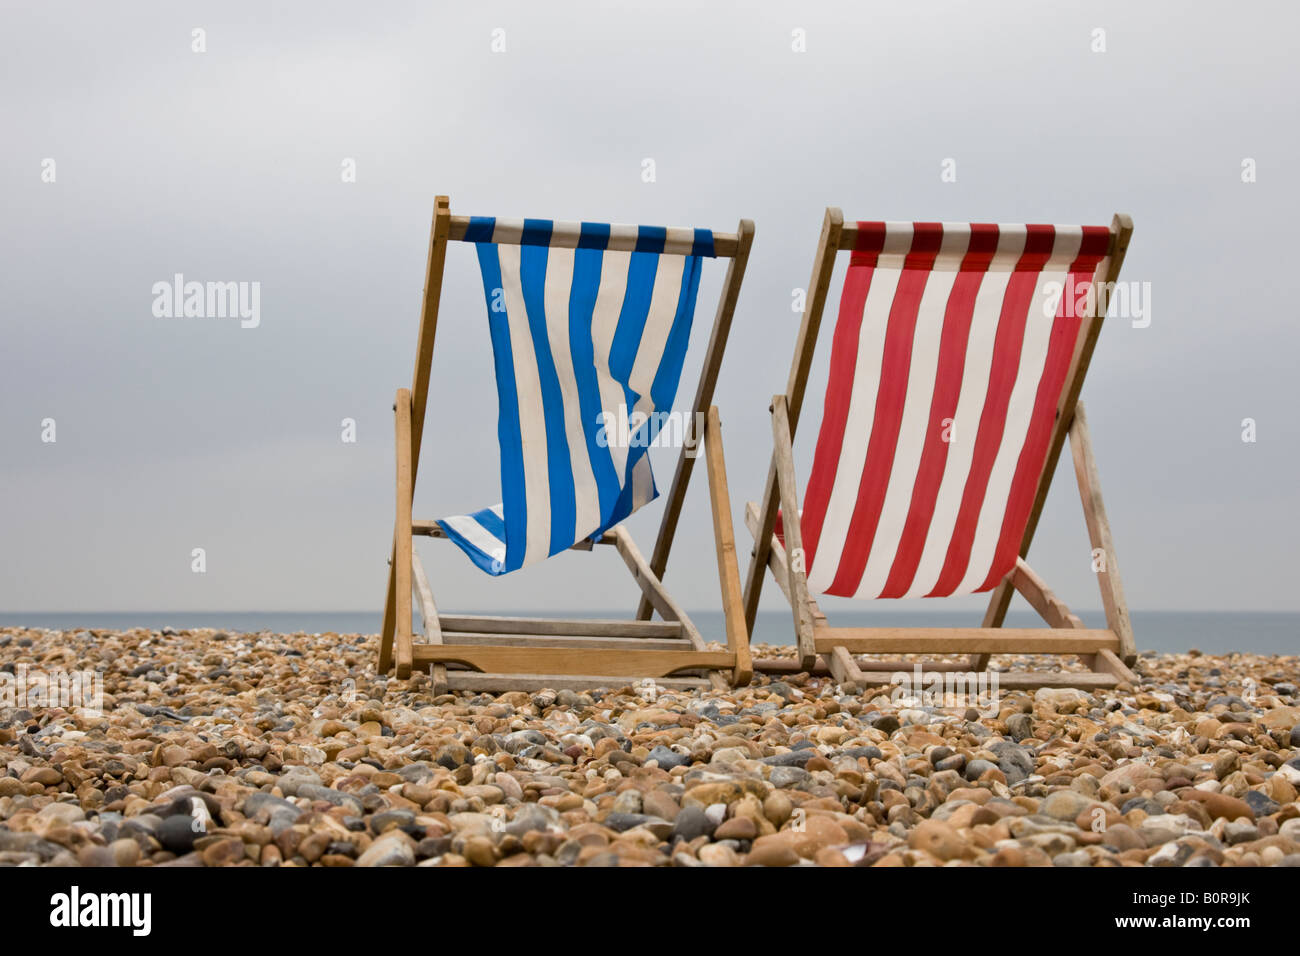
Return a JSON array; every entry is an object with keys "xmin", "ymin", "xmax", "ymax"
[
  {"xmin": 201, "ymin": 837, "xmax": 247, "ymax": 866},
  {"xmin": 745, "ymin": 835, "xmax": 801, "ymax": 866},
  {"xmin": 1245, "ymin": 791, "xmax": 1281, "ymax": 817},
  {"xmin": 908, "ymin": 819, "xmax": 967, "ymax": 861},
  {"xmin": 1223, "ymin": 820, "xmax": 1260, "ymax": 845},
  {"xmin": 0, "ymin": 626, "xmax": 1296, "ymax": 867},
  {"xmin": 1006, "ymin": 713, "xmax": 1036, "ymax": 741},
  {"xmin": 671, "ymin": 806, "xmax": 715, "ymax": 842},
  {"xmin": 714, "ymin": 816, "xmax": 757, "ymax": 841},
  {"xmin": 769, "ymin": 766, "xmax": 812, "ymax": 789},
  {"xmin": 156, "ymin": 815, "xmax": 199, "ymax": 854},
  {"xmin": 1139, "ymin": 814, "xmax": 1194, "ymax": 846},
  {"xmin": 35, "ymin": 803, "xmax": 86, "ymax": 828},
  {"xmin": 1178, "ymin": 789, "xmax": 1254, "ymax": 822},
  {"xmin": 355, "ymin": 832, "xmax": 415, "ymax": 867},
  {"xmin": 1100, "ymin": 823, "xmax": 1145, "ymax": 852},
  {"xmin": 989, "ymin": 742, "xmax": 1034, "ymax": 784},
  {"xmin": 1042, "ymin": 790, "xmax": 1094, "ymax": 821},
  {"xmin": 110, "ymin": 838, "xmax": 141, "ymax": 866},
  {"xmin": 647, "ymin": 745, "xmax": 689, "ymax": 770},
  {"xmin": 697, "ymin": 843, "xmax": 739, "ymax": 866},
  {"xmin": 604, "ymin": 812, "xmax": 665, "ymax": 834},
  {"xmin": 642, "ymin": 789, "xmax": 680, "ymax": 822}
]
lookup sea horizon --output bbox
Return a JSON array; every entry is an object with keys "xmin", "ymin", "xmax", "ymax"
[{"xmin": 4, "ymin": 609, "xmax": 1296, "ymax": 657}]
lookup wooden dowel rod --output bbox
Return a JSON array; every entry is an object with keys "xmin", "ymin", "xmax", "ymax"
[{"xmin": 448, "ymin": 216, "xmax": 741, "ymax": 257}]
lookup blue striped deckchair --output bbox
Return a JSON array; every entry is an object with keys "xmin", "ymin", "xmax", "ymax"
[{"xmin": 378, "ymin": 197, "xmax": 755, "ymax": 691}]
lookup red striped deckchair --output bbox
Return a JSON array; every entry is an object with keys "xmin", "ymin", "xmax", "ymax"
[{"xmin": 741, "ymin": 209, "xmax": 1138, "ymax": 691}]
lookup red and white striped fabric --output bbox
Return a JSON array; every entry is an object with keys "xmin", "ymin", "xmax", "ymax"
[{"xmin": 796, "ymin": 221, "xmax": 1113, "ymax": 599}]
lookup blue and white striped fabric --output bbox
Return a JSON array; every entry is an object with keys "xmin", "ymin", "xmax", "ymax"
[{"xmin": 436, "ymin": 217, "xmax": 715, "ymax": 575}]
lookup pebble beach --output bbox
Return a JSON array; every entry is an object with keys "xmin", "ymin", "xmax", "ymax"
[{"xmin": 2, "ymin": 626, "xmax": 1299, "ymax": 867}]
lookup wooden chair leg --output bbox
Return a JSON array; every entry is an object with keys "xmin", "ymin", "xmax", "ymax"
[
  {"xmin": 972, "ymin": 570, "xmax": 1018, "ymax": 672},
  {"xmin": 1094, "ymin": 647, "xmax": 1139, "ymax": 685},
  {"xmin": 1070, "ymin": 402, "xmax": 1137, "ymax": 665},
  {"xmin": 381, "ymin": 199, "xmax": 450, "ymax": 677},
  {"xmin": 411, "ymin": 549, "xmax": 447, "ymax": 694},
  {"xmin": 703, "ymin": 406, "xmax": 752, "ymax": 686},
  {"xmin": 378, "ymin": 551, "xmax": 397, "ymax": 674},
  {"xmin": 393, "ymin": 388, "xmax": 414, "ymax": 679},
  {"xmin": 827, "ymin": 646, "xmax": 865, "ymax": 688},
  {"xmin": 771, "ymin": 395, "xmax": 818, "ymax": 670}
]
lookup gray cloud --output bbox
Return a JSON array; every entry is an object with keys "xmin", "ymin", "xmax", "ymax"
[{"xmin": 2, "ymin": 1, "xmax": 1295, "ymax": 616}]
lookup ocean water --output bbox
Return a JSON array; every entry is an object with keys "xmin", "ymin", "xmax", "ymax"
[{"xmin": 2, "ymin": 609, "xmax": 1296, "ymax": 657}]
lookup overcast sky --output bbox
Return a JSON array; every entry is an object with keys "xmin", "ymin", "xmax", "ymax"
[{"xmin": 2, "ymin": 1, "xmax": 1296, "ymax": 619}]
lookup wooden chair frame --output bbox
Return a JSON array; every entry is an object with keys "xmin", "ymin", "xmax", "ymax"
[
  {"xmin": 740, "ymin": 208, "xmax": 1139, "ymax": 691},
  {"xmin": 377, "ymin": 196, "xmax": 754, "ymax": 692}
]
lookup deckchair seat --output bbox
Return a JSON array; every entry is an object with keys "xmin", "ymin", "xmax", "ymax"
[{"xmin": 801, "ymin": 220, "xmax": 1116, "ymax": 601}]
